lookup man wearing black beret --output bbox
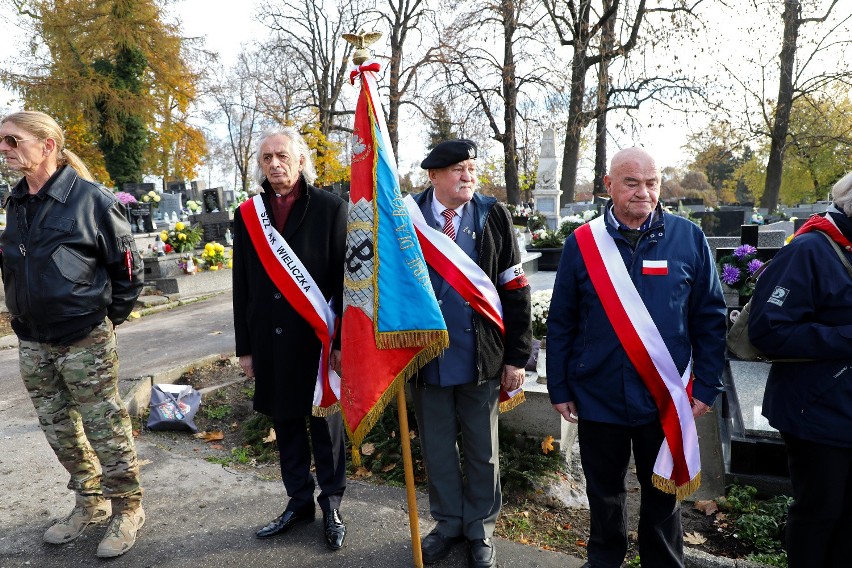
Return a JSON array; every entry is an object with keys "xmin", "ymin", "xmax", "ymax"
[{"xmin": 410, "ymin": 139, "xmax": 532, "ymax": 568}]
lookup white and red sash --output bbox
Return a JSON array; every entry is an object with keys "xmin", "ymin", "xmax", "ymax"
[
  {"xmin": 404, "ymin": 195, "xmax": 527, "ymax": 409},
  {"xmin": 240, "ymin": 195, "xmax": 340, "ymax": 415},
  {"xmin": 574, "ymin": 216, "xmax": 700, "ymax": 499}
]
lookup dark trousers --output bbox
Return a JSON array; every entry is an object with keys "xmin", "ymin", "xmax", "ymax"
[
  {"xmin": 411, "ymin": 381, "xmax": 501, "ymax": 540},
  {"xmin": 578, "ymin": 420, "xmax": 682, "ymax": 568},
  {"xmin": 781, "ymin": 432, "xmax": 852, "ymax": 568},
  {"xmin": 273, "ymin": 412, "xmax": 346, "ymax": 514}
]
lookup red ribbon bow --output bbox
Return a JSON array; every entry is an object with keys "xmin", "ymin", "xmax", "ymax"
[{"xmin": 349, "ymin": 62, "xmax": 381, "ymax": 84}]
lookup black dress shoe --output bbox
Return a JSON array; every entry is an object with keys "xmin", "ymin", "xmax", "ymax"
[
  {"xmin": 468, "ymin": 538, "xmax": 496, "ymax": 568},
  {"xmin": 255, "ymin": 508, "xmax": 315, "ymax": 539},
  {"xmin": 323, "ymin": 509, "xmax": 346, "ymax": 550},
  {"xmin": 421, "ymin": 528, "xmax": 464, "ymax": 564}
]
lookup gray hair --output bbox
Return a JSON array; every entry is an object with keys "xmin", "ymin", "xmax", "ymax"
[
  {"xmin": 254, "ymin": 127, "xmax": 317, "ymax": 186},
  {"xmin": 831, "ymin": 171, "xmax": 852, "ymax": 216}
]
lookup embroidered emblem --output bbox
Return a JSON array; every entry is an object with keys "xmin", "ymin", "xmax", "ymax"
[{"xmin": 767, "ymin": 286, "xmax": 789, "ymax": 306}]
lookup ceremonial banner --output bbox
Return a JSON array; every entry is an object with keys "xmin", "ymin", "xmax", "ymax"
[{"xmin": 341, "ymin": 61, "xmax": 448, "ymax": 453}]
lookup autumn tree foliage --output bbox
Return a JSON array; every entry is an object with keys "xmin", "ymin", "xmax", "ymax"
[{"xmin": 3, "ymin": 0, "xmax": 204, "ymax": 186}]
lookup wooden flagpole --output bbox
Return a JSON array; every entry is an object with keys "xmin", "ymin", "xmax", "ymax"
[{"xmin": 396, "ymin": 386, "xmax": 423, "ymax": 568}]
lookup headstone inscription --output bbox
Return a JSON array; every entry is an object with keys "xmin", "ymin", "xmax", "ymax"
[
  {"xmin": 693, "ymin": 209, "xmax": 748, "ymax": 237},
  {"xmin": 191, "ymin": 212, "xmax": 232, "ymax": 243},
  {"xmin": 128, "ymin": 202, "xmax": 155, "ymax": 233}
]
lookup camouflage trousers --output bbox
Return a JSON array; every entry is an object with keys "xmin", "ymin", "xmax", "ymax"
[{"xmin": 19, "ymin": 318, "xmax": 142, "ymax": 504}]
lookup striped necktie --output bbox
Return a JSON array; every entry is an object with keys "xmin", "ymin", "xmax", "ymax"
[{"xmin": 441, "ymin": 208, "xmax": 456, "ymax": 240}]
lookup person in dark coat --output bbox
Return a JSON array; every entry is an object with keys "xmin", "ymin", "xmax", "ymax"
[
  {"xmin": 411, "ymin": 139, "xmax": 532, "ymax": 568},
  {"xmin": 749, "ymin": 172, "xmax": 852, "ymax": 568},
  {"xmin": 232, "ymin": 127, "xmax": 348, "ymax": 550},
  {"xmin": 546, "ymin": 147, "xmax": 726, "ymax": 568}
]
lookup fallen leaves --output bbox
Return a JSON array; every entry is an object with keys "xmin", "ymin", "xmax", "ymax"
[
  {"xmin": 194, "ymin": 431, "xmax": 225, "ymax": 442},
  {"xmin": 361, "ymin": 442, "xmax": 376, "ymax": 456},
  {"xmin": 541, "ymin": 435, "xmax": 555, "ymax": 454},
  {"xmin": 694, "ymin": 500, "xmax": 719, "ymax": 516},
  {"xmin": 683, "ymin": 531, "xmax": 707, "ymax": 545},
  {"xmin": 262, "ymin": 428, "xmax": 276, "ymax": 444}
]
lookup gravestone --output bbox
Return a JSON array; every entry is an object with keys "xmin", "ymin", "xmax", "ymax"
[
  {"xmin": 188, "ymin": 180, "xmax": 205, "ymax": 202},
  {"xmin": 191, "ymin": 212, "xmax": 232, "ymax": 243},
  {"xmin": 159, "ymin": 193, "xmax": 183, "ymax": 220},
  {"xmin": 123, "ymin": 182, "xmax": 156, "ymax": 200},
  {"xmin": 165, "ymin": 180, "xmax": 186, "ymax": 194},
  {"xmin": 222, "ymin": 189, "xmax": 235, "ymax": 210},
  {"xmin": 202, "ymin": 188, "xmax": 225, "ymax": 213},
  {"xmin": 692, "ymin": 209, "xmax": 748, "ymax": 236},
  {"xmin": 128, "ymin": 202, "xmax": 155, "ymax": 233}
]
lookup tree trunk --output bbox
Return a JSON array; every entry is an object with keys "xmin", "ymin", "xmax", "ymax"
[
  {"xmin": 593, "ymin": 0, "xmax": 616, "ymax": 196},
  {"xmin": 763, "ymin": 0, "xmax": 800, "ymax": 213},
  {"xmin": 560, "ymin": 47, "xmax": 589, "ymax": 206},
  {"xmin": 502, "ymin": 0, "xmax": 521, "ymax": 205}
]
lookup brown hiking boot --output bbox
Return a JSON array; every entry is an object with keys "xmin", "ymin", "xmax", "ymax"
[
  {"xmin": 43, "ymin": 495, "xmax": 112, "ymax": 544},
  {"xmin": 96, "ymin": 505, "xmax": 145, "ymax": 558}
]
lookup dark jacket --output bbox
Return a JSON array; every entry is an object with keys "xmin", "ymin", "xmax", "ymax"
[
  {"xmin": 0, "ymin": 166, "xmax": 143, "ymax": 342},
  {"xmin": 232, "ymin": 179, "xmax": 347, "ymax": 420},
  {"xmin": 751, "ymin": 207, "xmax": 852, "ymax": 447},
  {"xmin": 411, "ymin": 189, "xmax": 532, "ymax": 384},
  {"xmin": 546, "ymin": 203, "xmax": 727, "ymax": 426}
]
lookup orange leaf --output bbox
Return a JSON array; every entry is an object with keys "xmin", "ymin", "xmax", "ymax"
[
  {"xmin": 541, "ymin": 435, "xmax": 555, "ymax": 454},
  {"xmin": 195, "ymin": 431, "xmax": 225, "ymax": 442},
  {"xmin": 381, "ymin": 462, "xmax": 397, "ymax": 472}
]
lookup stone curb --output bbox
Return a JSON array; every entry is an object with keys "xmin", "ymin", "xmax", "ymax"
[{"xmin": 685, "ymin": 547, "xmax": 773, "ymax": 568}]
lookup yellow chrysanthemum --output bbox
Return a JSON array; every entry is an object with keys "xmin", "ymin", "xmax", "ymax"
[
  {"xmin": 178, "ymin": 233, "xmax": 187, "ymax": 240},
  {"xmin": 175, "ymin": 221, "xmax": 185, "ymax": 231},
  {"xmin": 214, "ymin": 243, "xmax": 225, "ymax": 252},
  {"xmin": 160, "ymin": 231, "xmax": 169, "ymax": 242}
]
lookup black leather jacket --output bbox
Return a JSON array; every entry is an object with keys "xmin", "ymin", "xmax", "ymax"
[{"xmin": 0, "ymin": 166, "xmax": 143, "ymax": 343}]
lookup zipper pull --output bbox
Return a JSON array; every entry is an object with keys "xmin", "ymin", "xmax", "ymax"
[{"xmin": 19, "ymin": 244, "xmax": 26, "ymax": 257}]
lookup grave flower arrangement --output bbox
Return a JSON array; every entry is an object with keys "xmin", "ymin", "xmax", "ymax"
[
  {"xmin": 557, "ymin": 210, "xmax": 597, "ymax": 239},
  {"xmin": 141, "ymin": 190, "xmax": 161, "ymax": 208},
  {"xmin": 530, "ymin": 228, "xmax": 564, "ymax": 248},
  {"xmin": 114, "ymin": 191, "xmax": 137, "ymax": 206},
  {"xmin": 199, "ymin": 241, "xmax": 230, "ymax": 270},
  {"xmin": 160, "ymin": 221, "xmax": 203, "ymax": 254},
  {"xmin": 717, "ymin": 244, "xmax": 764, "ymax": 297},
  {"xmin": 531, "ymin": 289, "xmax": 552, "ymax": 339},
  {"xmin": 185, "ymin": 199, "xmax": 201, "ymax": 214}
]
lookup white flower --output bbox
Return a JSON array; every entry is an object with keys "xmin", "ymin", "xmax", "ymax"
[
  {"xmin": 582, "ymin": 209, "xmax": 597, "ymax": 221},
  {"xmin": 561, "ymin": 214, "xmax": 584, "ymax": 226}
]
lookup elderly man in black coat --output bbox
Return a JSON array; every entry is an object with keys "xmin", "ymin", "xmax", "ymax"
[{"xmin": 232, "ymin": 127, "xmax": 347, "ymax": 550}]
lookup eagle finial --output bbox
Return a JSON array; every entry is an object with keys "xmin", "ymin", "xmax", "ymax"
[{"xmin": 342, "ymin": 30, "xmax": 382, "ymax": 65}]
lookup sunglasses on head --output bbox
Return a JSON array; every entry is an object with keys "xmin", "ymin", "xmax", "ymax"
[{"xmin": 1, "ymin": 134, "xmax": 39, "ymax": 148}]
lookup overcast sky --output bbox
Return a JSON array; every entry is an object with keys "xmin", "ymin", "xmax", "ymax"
[{"xmin": 1, "ymin": 1, "xmax": 847, "ymax": 189}]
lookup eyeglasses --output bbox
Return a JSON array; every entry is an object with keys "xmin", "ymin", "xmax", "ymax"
[{"xmin": 1, "ymin": 135, "xmax": 39, "ymax": 148}]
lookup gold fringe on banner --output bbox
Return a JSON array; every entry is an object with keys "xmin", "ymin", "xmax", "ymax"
[
  {"xmin": 312, "ymin": 400, "xmax": 341, "ymax": 418},
  {"xmin": 652, "ymin": 471, "xmax": 701, "ymax": 501},
  {"xmin": 498, "ymin": 390, "xmax": 526, "ymax": 413},
  {"xmin": 344, "ymin": 333, "xmax": 449, "ymax": 467}
]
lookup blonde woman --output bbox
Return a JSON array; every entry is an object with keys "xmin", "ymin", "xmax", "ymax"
[{"xmin": 0, "ymin": 111, "xmax": 144, "ymax": 558}]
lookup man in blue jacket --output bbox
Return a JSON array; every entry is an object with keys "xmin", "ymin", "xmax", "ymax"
[{"xmin": 546, "ymin": 147, "xmax": 726, "ymax": 568}]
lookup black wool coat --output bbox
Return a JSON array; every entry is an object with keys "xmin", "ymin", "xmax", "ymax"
[{"xmin": 232, "ymin": 179, "xmax": 347, "ymax": 420}]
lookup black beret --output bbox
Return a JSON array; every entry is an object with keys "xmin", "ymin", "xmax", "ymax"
[{"xmin": 420, "ymin": 139, "xmax": 477, "ymax": 169}]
